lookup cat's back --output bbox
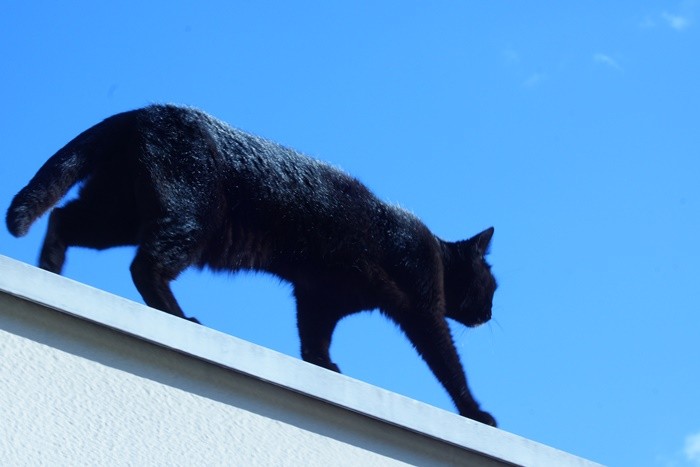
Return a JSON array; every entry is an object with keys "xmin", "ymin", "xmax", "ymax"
[
  {"xmin": 123, "ymin": 104, "xmax": 305, "ymax": 189},
  {"xmin": 135, "ymin": 104, "xmax": 338, "ymax": 181},
  {"xmin": 132, "ymin": 105, "xmax": 414, "ymax": 229},
  {"xmin": 120, "ymin": 105, "xmax": 429, "ymax": 268},
  {"xmin": 149, "ymin": 105, "xmax": 377, "ymax": 208}
]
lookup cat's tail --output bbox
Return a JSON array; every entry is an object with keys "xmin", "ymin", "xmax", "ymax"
[{"xmin": 6, "ymin": 116, "xmax": 116, "ymax": 237}]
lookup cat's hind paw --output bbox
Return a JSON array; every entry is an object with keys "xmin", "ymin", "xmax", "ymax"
[
  {"xmin": 304, "ymin": 355, "xmax": 341, "ymax": 373},
  {"xmin": 186, "ymin": 316, "xmax": 201, "ymax": 324}
]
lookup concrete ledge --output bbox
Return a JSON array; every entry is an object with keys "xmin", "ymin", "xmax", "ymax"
[{"xmin": 0, "ymin": 254, "xmax": 600, "ymax": 466}]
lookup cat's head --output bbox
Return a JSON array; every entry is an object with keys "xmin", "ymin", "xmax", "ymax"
[{"xmin": 444, "ymin": 227, "xmax": 497, "ymax": 328}]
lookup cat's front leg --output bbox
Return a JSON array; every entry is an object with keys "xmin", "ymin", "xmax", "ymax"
[{"xmin": 395, "ymin": 310, "xmax": 497, "ymax": 427}]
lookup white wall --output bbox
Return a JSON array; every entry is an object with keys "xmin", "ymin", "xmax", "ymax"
[{"xmin": 0, "ymin": 255, "xmax": 600, "ymax": 466}]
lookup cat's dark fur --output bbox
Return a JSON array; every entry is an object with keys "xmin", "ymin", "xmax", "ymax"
[{"xmin": 6, "ymin": 104, "xmax": 498, "ymax": 426}]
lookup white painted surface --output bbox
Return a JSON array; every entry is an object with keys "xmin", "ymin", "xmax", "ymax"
[{"xmin": 0, "ymin": 255, "xmax": 601, "ymax": 466}]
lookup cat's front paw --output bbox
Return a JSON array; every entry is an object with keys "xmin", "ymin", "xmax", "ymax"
[
  {"xmin": 315, "ymin": 360, "xmax": 341, "ymax": 373},
  {"xmin": 471, "ymin": 410, "xmax": 497, "ymax": 427}
]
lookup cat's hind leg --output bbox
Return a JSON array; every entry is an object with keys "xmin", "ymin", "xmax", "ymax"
[
  {"xmin": 294, "ymin": 288, "xmax": 344, "ymax": 372},
  {"xmin": 38, "ymin": 198, "xmax": 139, "ymax": 273},
  {"xmin": 39, "ymin": 209, "xmax": 69, "ymax": 273},
  {"xmin": 129, "ymin": 220, "xmax": 202, "ymax": 323}
]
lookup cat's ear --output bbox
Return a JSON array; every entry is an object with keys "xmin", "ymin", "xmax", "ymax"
[{"xmin": 472, "ymin": 227, "xmax": 494, "ymax": 256}]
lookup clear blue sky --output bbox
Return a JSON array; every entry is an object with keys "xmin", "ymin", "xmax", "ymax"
[{"xmin": 2, "ymin": 2, "xmax": 698, "ymax": 465}]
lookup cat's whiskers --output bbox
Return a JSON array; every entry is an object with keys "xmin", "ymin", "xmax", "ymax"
[{"xmin": 489, "ymin": 317, "xmax": 504, "ymax": 334}]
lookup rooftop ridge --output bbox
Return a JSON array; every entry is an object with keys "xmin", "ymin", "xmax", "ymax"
[{"xmin": 0, "ymin": 254, "xmax": 601, "ymax": 466}]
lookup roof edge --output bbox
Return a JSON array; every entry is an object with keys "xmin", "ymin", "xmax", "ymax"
[{"xmin": 0, "ymin": 254, "xmax": 599, "ymax": 466}]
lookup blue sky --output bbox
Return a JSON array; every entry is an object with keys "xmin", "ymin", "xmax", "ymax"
[{"xmin": 1, "ymin": 2, "xmax": 699, "ymax": 465}]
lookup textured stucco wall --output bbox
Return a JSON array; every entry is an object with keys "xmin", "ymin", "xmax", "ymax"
[
  {"xmin": 0, "ymin": 293, "xmax": 498, "ymax": 466},
  {"xmin": 0, "ymin": 255, "xmax": 600, "ymax": 466}
]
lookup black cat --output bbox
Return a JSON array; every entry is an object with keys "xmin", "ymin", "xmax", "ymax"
[{"xmin": 6, "ymin": 104, "xmax": 498, "ymax": 426}]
